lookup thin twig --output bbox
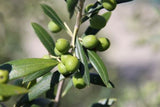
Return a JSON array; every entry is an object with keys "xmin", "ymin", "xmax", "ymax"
[
  {"xmin": 53, "ymin": 80, "xmax": 65, "ymax": 107},
  {"xmin": 71, "ymin": 0, "xmax": 85, "ymax": 50},
  {"xmin": 64, "ymin": 22, "xmax": 73, "ymax": 37}
]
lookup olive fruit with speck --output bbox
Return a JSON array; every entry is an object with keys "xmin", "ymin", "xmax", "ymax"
[
  {"xmin": 82, "ymin": 35, "xmax": 99, "ymax": 49},
  {"xmin": 72, "ymin": 72, "xmax": 86, "ymax": 89},
  {"xmin": 101, "ymin": 0, "xmax": 117, "ymax": 11},
  {"xmin": 90, "ymin": 15, "xmax": 106, "ymax": 29},
  {"xmin": 96, "ymin": 37, "xmax": 110, "ymax": 51},
  {"xmin": 0, "ymin": 70, "xmax": 9, "ymax": 84},
  {"xmin": 55, "ymin": 38, "xmax": 70, "ymax": 54},
  {"xmin": 48, "ymin": 21, "xmax": 61, "ymax": 33}
]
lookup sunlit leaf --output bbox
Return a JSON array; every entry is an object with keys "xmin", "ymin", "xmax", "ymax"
[
  {"xmin": 0, "ymin": 84, "xmax": 28, "ymax": 96},
  {"xmin": 23, "ymin": 68, "xmax": 52, "ymax": 83},
  {"xmin": 28, "ymin": 72, "xmax": 52, "ymax": 100},
  {"xmin": 1, "ymin": 58, "xmax": 58, "ymax": 80},
  {"xmin": 32, "ymin": 23, "xmax": 55, "ymax": 55}
]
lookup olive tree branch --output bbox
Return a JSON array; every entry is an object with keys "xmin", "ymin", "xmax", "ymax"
[
  {"xmin": 71, "ymin": 0, "xmax": 85, "ymax": 52},
  {"xmin": 53, "ymin": 80, "xmax": 65, "ymax": 107}
]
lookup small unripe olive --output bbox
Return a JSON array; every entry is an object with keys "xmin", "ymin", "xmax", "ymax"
[
  {"xmin": 0, "ymin": 70, "xmax": 9, "ymax": 84},
  {"xmin": 82, "ymin": 35, "xmax": 99, "ymax": 49},
  {"xmin": 55, "ymin": 38, "xmax": 70, "ymax": 53},
  {"xmin": 101, "ymin": 0, "xmax": 117, "ymax": 11},
  {"xmin": 61, "ymin": 54, "xmax": 72, "ymax": 64},
  {"xmin": 48, "ymin": 21, "xmax": 61, "ymax": 33},
  {"xmin": 72, "ymin": 72, "xmax": 86, "ymax": 89},
  {"xmin": 85, "ymin": 4, "xmax": 94, "ymax": 13},
  {"xmin": 57, "ymin": 63, "xmax": 69, "ymax": 76},
  {"xmin": 96, "ymin": 37, "xmax": 110, "ymax": 51},
  {"xmin": 64, "ymin": 56, "xmax": 79, "ymax": 73},
  {"xmin": 54, "ymin": 47, "xmax": 63, "ymax": 56},
  {"xmin": 0, "ymin": 96, "xmax": 10, "ymax": 102},
  {"xmin": 90, "ymin": 15, "xmax": 106, "ymax": 29}
]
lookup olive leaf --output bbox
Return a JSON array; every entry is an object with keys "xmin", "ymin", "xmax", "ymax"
[
  {"xmin": 32, "ymin": 23, "xmax": 55, "ymax": 55},
  {"xmin": 90, "ymin": 73, "xmax": 114, "ymax": 88},
  {"xmin": 23, "ymin": 68, "xmax": 52, "ymax": 83},
  {"xmin": 1, "ymin": 58, "xmax": 58, "ymax": 80},
  {"xmin": 75, "ymin": 38, "xmax": 90, "ymax": 85},
  {"xmin": 85, "ymin": 12, "xmax": 112, "ymax": 35},
  {"xmin": 116, "ymin": 0, "xmax": 133, "ymax": 4},
  {"xmin": 91, "ymin": 98, "xmax": 117, "ymax": 107},
  {"xmin": 0, "ymin": 84, "xmax": 28, "ymax": 96},
  {"xmin": 41, "ymin": 4, "xmax": 66, "ymax": 30},
  {"xmin": 87, "ymin": 50, "xmax": 109, "ymax": 86},
  {"xmin": 62, "ymin": 79, "xmax": 73, "ymax": 97},
  {"xmin": 66, "ymin": 0, "xmax": 78, "ymax": 18}
]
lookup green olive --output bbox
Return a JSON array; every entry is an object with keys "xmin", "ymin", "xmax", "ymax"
[
  {"xmin": 96, "ymin": 37, "xmax": 110, "ymax": 51},
  {"xmin": 85, "ymin": 4, "xmax": 94, "ymax": 13},
  {"xmin": 101, "ymin": 0, "xmax": 117, "ymax": 11},
  {"xmin": 54, "ymin": 47, "xmax": 63, "ymax": 56},
  {"xmin": 72, "ymin": 72, "xmax": 86, "ymax": 89},
  {"xmin": 90, "ymin": 15, "xmax": 106, "ymax": 29},
  {"xmin": 64, "ymin": 56, "xmax": 79, "ymax": 73},
  {"xmin": 61, "ymin": 54, "xmax": 72, "ymax": 64},
  {"xmin": 82, "ymin": 35, "xmax": 99, "ymax": 49},
  {"xmin": 48, "ymin": 21, "xmax": 61, "ymax": 33},
  {"xmin": 57, "ymin": 63, "xmax": 69, "ymax": 76},
  {"xmin": 0, "ymin": 70, "xmax": 9, "ymax": 84},
  {"xmin": 55, "ymin": 38, "xmax": 70, "ymax": 53}
]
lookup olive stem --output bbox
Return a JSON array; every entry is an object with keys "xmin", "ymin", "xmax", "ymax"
[
  {"xmin": 64, "ymin": 22, "xmax": 73, "ymax": 37},
  {"xmin": 53, "ymin": 80, "xmax": 65, "ymax": 107},
  {"xmin": 71, "ymin": 0, "xmax": 85, "ymax": 50}
]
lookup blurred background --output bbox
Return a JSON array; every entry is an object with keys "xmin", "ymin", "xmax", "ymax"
[{"xmin": 0, "ymin": 0, "xmax": 160, "ymax": 107}]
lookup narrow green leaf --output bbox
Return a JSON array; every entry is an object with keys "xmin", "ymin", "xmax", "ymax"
[
  {"xmin": 32, "ymin": 23, "xmax": 55, "ymax": 55},
  {"xmin": 116, "ymin": 0, "xmax": 133, "ymax": 4},
  {"xmin": 28, "ymin": 71, "xmax": 61, "ymax": 101},
  {"xmin": 76, "ymin": 38, "xmax": 90, "ymax": 85},
  {"xmin": 16, "ymin": 71, "xmax": 61, "ymax": 106},
  {"xmin": 41, "ymin": 4, "xmax": 66, "ymax": 30},
  {"xmin": 66, "ymin": 0, "xmax": 78, "ymax": 18},
  {"xmin": 2, "ymin": 58, "xmax": 58, "ymax": 80},
  {"xmin": 85, "ymin": 12, "xmax": 112, "ymax": 35},
  {"xmin": 90, "ymin": 73, "xmax": 114, "ymax": 88},
  {"xmin": 23, "ymin": 68, "xmax": 52, "ymax": 83},
  {"xmin": 0, "ymin": 84, "xmax": 28, "ymax": 96},
  {"xmin": 28, "ymin": 72, "xmax": 52, "ymax": 100},
  {"xmin": 62, "ymin": 79, "xmax": 73, "ymax": 97},
  {"xmin": 91, "ymin": 98, "xmax": 117, "ymax": 107},
  {"xmin": 87, "ymin": 50, "xmax": 109, "ymax": 86},
  {"xmin": 102, "ymin": 12, "xmax": 112, "ymax": 24}
]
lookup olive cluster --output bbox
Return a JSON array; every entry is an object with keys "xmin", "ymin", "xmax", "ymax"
[
  {"xmin": 0, "ymin": 70, "xmax": 10, "ymax": 101},
  {"xmin": 82, "ymin": 35, "xmax": 110, "ymax": 52},
  {"xmin": 47, "ymin": 21, "xmax": 86, "ymax": 89}
]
